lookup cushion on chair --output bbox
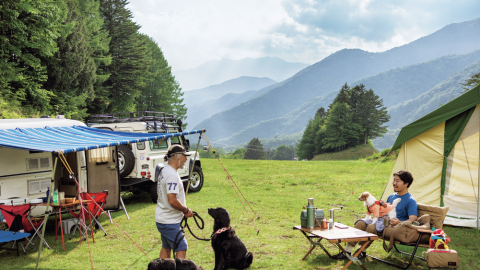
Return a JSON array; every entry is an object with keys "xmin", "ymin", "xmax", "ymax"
[{"xmin": 417, "ymin": 204, "xmax": 449, "ymax": 230}]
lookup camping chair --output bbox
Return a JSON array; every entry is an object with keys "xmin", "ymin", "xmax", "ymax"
[
  {"xmin": 67, "ymin": 191, "xmax": 109, "ymax": 239},
  {"xmin": 367, "ymin": 203, "xmax": 450, "ymax": 269},
  {"xmin": 0, "ymin": 204, "xmax": 49, "ymax": 253}
]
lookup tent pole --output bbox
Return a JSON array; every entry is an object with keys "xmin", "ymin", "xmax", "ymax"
[
  {"xmin": 404, "ymin": 142, "xmax": 407, "ymax": 170},
  {"xmin": 478, "ymin": 115, "xmax": 480, "ymax": 230},
  {"xmin": 36, "ymin": 155, "xmax": 58, "ymax": 269}
]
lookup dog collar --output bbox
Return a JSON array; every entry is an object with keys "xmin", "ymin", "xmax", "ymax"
[
  {"xmin": 212, "ymin": 227, "xmax": 230, "ymax": 239},
  {"xmin": 374, "ymin": 200, "xmax": 381, "ymax": 205}
]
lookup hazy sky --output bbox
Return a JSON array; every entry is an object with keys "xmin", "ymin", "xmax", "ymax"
[{"xmin": 127, "ymin": 0, "xmax": 480, "ymax": 71}]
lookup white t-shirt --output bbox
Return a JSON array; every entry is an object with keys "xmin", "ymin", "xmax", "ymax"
[{"xmin": 155, "ymin": 164, "xmax": 186, "ymax": 224}]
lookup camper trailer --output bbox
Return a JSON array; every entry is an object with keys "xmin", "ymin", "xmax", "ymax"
[
  {"xmin": 0, "ymin": 118, "xmax": 121, "ymax": 216},
  {"xmin": 0, "ymin": 117, "xmax": 205, "ymax": 217}
]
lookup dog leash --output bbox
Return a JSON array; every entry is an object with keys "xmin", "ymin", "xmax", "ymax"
[{"xmin": 172, "ymin": 211, "xmax": 212, "ymax": 258}]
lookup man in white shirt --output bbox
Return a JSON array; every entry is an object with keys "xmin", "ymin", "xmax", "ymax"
[{"xmin": 155, "ymin": 145, "xmax": 194, "ymax": 259}]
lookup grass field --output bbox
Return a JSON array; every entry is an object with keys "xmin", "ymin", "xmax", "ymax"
[
  {"xmin": 1, "ymin": 159, "xmax": 479, "ymax": 269},
  {"xmin": 311, "ymin": 145, "xmax": 378, "ymax": 161}
]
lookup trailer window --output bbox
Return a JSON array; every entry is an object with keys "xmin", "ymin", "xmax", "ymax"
[
  {"xmin": 88, "ymin": 148, "xmax": 111, "ymax": 163},
  {"xmin": 150, "ymin": 139, "xmax": 167, "ymax": 150},
  {"xmin": 28, "ymin": 179, "xmax": 51, "ymax": 195}
]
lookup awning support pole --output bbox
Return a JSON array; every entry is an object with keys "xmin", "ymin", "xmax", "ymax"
[
  {"xmin": 477, "ymin": 114, "xmax": 479, "ymax": 230},
  {"xmin": 186, "ymin": 132, "xmax": 202, "ymax": 195},
  {"xmin": 36, "ymin": 156, "xmax": 58, "ymax": 269}
]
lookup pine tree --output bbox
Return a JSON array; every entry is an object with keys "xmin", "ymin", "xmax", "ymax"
[
  {"xmin": 42, "ymin": 0, "xmax": 97, "ymax": 119},
  {"xmin": 92, "ymin": 0, "xmax": 148, "ymax": 113},
  {"xmin": 361, "ymin": 89, "xmax": 390, "ymax": 143},
  {"xmin": 322, "ymin": 102, "xmax": 362, "ymax": 151},
  {"xmin": 461, "ymin": 72, "xmax": 480, "ymax": 93},
  {"xmin": 136, "ymin": 35, "xmax": 187, "ymax": 121},
  {"xmin": 0, "ymin": 0, "xmax": 66, "ymax": 116},
  {"xmin": 244, "ymin": 138, "xmax": 265, "ymax": 160},
  {"xmin": 272, "ymin": 144, "xmax": 295, "ymax": 160}
]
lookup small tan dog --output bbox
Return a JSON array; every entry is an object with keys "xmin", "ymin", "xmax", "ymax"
[{"xmin": 358, "ymin": 192, "xmax": 401, "ymax": 223}]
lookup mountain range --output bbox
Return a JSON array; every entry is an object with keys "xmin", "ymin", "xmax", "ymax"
[
  {"xmin": 193, "ymin": 17, "xmax": 480, "ymax": 149},
  {"xmin": 183, "ymin": 76, "xmax": 277, "ymax": 129},
  {"xmin": 174, "ymin": 57, "xmax": 307, "ymax": 91}
]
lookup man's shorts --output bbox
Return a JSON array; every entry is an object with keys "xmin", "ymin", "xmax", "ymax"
[{"xmin": 156, "ymin": 222, "xmax": 188, "ymax": 252}]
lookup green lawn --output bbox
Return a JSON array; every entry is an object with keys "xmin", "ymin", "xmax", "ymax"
[{"xmin": 1, "ymin": 159, "xmax": 479, "ymax": 269}]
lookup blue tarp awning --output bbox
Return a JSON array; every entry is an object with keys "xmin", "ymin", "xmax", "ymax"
[{"xmin": 0, "ymin": 125, "xmax": 205, "ymax": 153}]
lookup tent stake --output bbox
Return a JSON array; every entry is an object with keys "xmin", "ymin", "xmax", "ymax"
[{"xmin": 36, "ymin": 156, "xmax": 58, "ymax": 269}]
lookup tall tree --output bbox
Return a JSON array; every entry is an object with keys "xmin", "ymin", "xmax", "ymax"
[
  {"xmin": 136, "ymin": 35, "xmax": 187, "ymax": 121},
  {"xmin": 360, "ymin": 89, "xmax": 390, "ymax": 144},
  {"xmin": 322, "ymin": 102, "xmax": 362, "ymax": 151},
  {"xmin": 272, "ymin": 144, "xmax": 295, "ymax": 160},
  {"xmin": 244, "ymin": 138, "xmax": 265, "ymax": 160},
  {"xmin": 42, "ymin": 0, "xmax": 97, "ymax": 119},
  {"xmin": 0, "ymin": 0, "xmax": 66, "ymax": 116},
  {"xmin": 92, "ymin": 0, "xmax": 148, "ymax": 113},
  {"xmin": 461, "ymin": 72, "xmax": 480, "ymax": 93}
]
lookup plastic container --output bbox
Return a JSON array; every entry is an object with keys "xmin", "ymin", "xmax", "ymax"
[
  {"xmin": 53, "ymin": 188, "xmax": 58, "ymax": 204},
  {"xmin": 300, "ymin": 211, "xmax": 308, "ymax": 228},
  {"xmin": 59, "ymin": 192, "xmax": 65, "ymax": 204}
]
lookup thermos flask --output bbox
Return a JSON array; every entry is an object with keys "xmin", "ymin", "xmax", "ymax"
[{"xmin": 307, "ymin": 198, "xmax": 316, "ymax": 230}]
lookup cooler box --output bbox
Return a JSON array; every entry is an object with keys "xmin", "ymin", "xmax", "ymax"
[
  {"xmin": 58, "ymin": 218, "xmax": 77, "ymax": 235},
  {"xmin": 300, "ymin": 209, "xmax": 324, "ymax": 228}
]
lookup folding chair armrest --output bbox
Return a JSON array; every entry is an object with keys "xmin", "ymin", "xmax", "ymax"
[{"xmin": 417, "ymin": 228, "xmax": 432, "ymax": 234}]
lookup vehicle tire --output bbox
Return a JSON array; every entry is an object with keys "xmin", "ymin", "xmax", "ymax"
[
  {"xmin": 184, "ymin": 166, "xmax": 204, "ymax": 193},
  {"xmin": 118, "ymin": 145, "xmax": 135, "ymax": 178},
  {"xmin": 150, "ymin": 182, "xmax": 158, "ymax": 203}
]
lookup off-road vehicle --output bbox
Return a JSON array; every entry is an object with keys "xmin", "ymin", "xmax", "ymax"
[{"xmin": 87, "ymin": 111, "xmax": 204, "ymax": 203}]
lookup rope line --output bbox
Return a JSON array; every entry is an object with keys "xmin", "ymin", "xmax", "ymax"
[
  {"xmin": 340, "ymin": 149, "xmax": 392, "ymax": 207},
  {"xmin": 58, "ymin": 152, "xmax": 94, "ymax": 270},
  {"xmin": 57, "ymin": 151, "xmax": 151, "ymax": 268},
  {"xmin": 202, "ymin": 134, "xmax": 260, "ymax": 234}
]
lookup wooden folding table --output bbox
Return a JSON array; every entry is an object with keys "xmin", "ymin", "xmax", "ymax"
[{"xmin": 293, "ymin": 224, "xmax": 378, "ymax": 270}]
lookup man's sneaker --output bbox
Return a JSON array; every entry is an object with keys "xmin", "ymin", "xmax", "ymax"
[{"xmin": 331, "ymin": 252, "xmax": 350, "ymax": 259}]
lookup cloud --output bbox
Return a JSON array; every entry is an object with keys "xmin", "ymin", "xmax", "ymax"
[{"xmin": 127, "ymin": 0, "xmax": 480, "ymax": 71}]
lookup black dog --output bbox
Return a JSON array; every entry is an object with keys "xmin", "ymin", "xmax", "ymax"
[
  {"xmin": 147, "ymin": 258, "xmax": 176, "ymax": 270},
  {"xmin": 147, "ymin": 258, "xmax": 203, "ymax": 270},
  {"xmin": 208, "ymin": 207, "xmax": 253, "ymax": 270}
]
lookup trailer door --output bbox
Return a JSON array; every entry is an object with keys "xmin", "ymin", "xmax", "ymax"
[{"xmin": 86, "ymin": 146, "xmax": 120, "ymax": 210}]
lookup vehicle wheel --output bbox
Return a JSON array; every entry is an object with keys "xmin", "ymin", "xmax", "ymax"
[
  {"xmin": 150, "ymin": 182, "xmax": 158, "ymax": 203},
  {"xmin": 184, "ymin": 166, "xmax": 204, "ymax": 193},
  {"xmin": 118, "ymin": 145, "xmax": 135, "ymax": 178}
]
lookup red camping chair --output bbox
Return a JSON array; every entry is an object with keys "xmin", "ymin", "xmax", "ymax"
[
  {"xmin": 67, "ymin": 191, "xmax": 109, "ymax": 239},
  {"xmin": 0, "ymin": 204, "xmax": 50, "ymax": 253}
]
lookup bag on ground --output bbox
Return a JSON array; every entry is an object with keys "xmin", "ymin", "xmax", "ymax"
[{"xmin": 426, "ymin": 249, "xmax": 459, "ymax": 268}]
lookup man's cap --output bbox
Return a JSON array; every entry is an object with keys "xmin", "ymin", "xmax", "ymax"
[{"xmin": 166, "ymin": 145, "xmax": 192, "ymax": 157}]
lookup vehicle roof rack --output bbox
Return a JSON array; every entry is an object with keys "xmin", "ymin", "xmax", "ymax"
[{"xmin": 86, "ymin": 111, "xmax": 177, "ymax": 126}]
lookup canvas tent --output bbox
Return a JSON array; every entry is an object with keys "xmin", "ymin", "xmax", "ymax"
[{"xmin": 381, "ymin": 84, "xmax": 480, "ymax": 228}]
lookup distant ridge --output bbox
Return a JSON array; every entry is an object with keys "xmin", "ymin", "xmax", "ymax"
[
  {"xmin": 195, "ymin": 17, "xmax": 480, "ymax": 145},
  {"xmin": 184, "ymin": 76, "xmax": 277, "ymax": 129},
  {"xmin": 174, "ymin": 57, "xmax": 307, "ymax": 90},
  {"xmin": 212, "ymin": 49, "xmax": 480, "ymax": 146}
]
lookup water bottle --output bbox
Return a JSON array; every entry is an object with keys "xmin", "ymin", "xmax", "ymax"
[
  {"xmin": 307, "ymin": 198, "xmax": 316, "ymax": 230},
  {"xmin": 53, "ymin": 188, "xmax": 58, "ymax": 204}
]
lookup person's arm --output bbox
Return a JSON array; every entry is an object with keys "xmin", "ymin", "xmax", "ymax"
[
  {"xmin": 390, "ymin": 215, "xmax": 417, "ymax": 226},
  {"xmin": 167, "ymin": 193, "xmax": 194, "ymax": 217}
]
